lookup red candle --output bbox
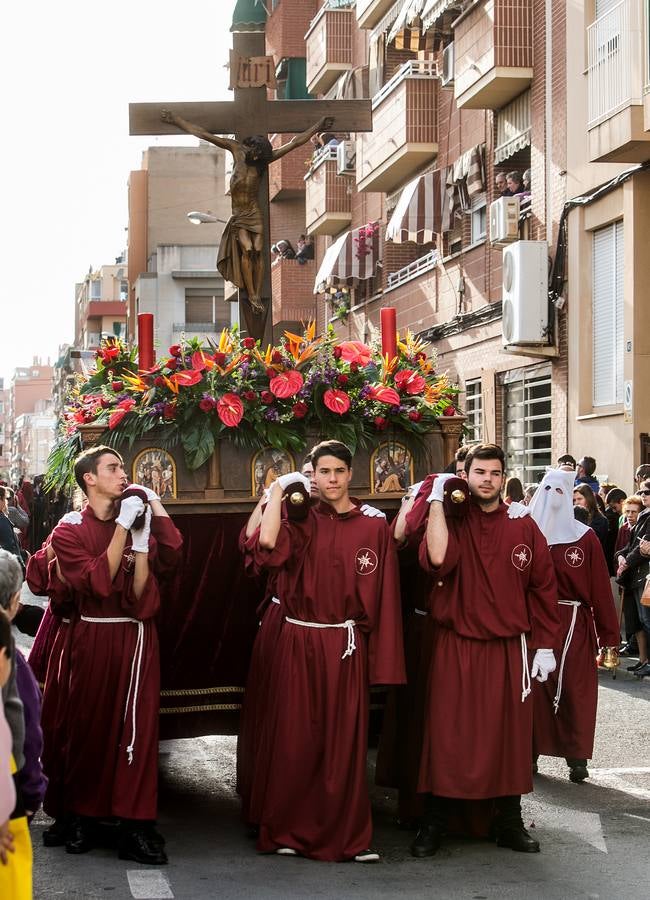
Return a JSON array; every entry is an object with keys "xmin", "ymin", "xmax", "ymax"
[
  {"xmin": 138, "ymin": 313, "xmax": 154, "ymax": 370},
  {"xmin": 380, "ymin": 307, "xmax": 397, "ymax": 360}
]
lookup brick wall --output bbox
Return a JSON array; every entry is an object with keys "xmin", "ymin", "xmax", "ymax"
[
  {"xmin": 265, "ymin": 0, "xmax": 319, "ymax": 62},
  {"xmin": 269, "ymin": 133, "xmax": 312, "ymax": 201}
]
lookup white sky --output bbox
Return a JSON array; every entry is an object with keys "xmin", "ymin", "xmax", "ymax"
[{"xmin": 0, "ymin": 0, "xmax": 237, "ymax": 382}]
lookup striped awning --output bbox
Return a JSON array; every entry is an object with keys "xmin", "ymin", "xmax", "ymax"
[
  {"xmin": 421, "ymin": 0, "xmax": 459, "ymax": 30},
  {"xmin": 387, "ymin": 0, "xmax": 434, "ymax": 52},
  {"xmin": 386, "ymin": 170, "xmax": 444, "ymax": 244},
  {"xmin": 495, "ymin": 91, "xmax": 531, "ymax": 164},
  {"xmin": 314, "ymin": 226, "xmax": 381, "ymax": 294}
]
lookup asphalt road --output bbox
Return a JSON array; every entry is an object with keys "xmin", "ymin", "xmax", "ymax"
[{"xmin": 26, "ymin": 672, "xmax": 649, "ymax": 900}]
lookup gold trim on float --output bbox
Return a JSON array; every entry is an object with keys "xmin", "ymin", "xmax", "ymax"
[
  {"xmin": 160, "ymin": 686, "xmax": 245, "ymax": 697},
  {"xmin": 160, "ymin": 703, "xmax": 242, "ymax": 714}
]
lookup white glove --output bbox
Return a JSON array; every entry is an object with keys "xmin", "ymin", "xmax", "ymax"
[
  {"xmin": 275, "ymin": 471, "xmax": 311, "ymax": 493},
  {"xmin": 508, "ymin": 501, "xmax": 530, "ymax": 519},
  {"xmin": 360, "ymin": 504, "xmax": 386, "ymax": 519},
  {"xmin": 531, "ymin": 649, "xmax": 556, "ymax": 682},
  {"xmin": 426, "ymin": 473, "xmax": 455, "ymax": 504},
  {"xmin": 409, "ymin": 480, "xmax": 424, "ymax": 499},
  {"xmin": 59, "ymin": 511, "xmax": 82, "ymax": 526},
  {"xmin": 130, "ymin": 505, "xmax": 152, "ymax": 554},
  {"xmin": 115, "ymin": 495, "xmax": 145, "ymax": 530},
  {"xmin": 128, "ymin": 482, "xmax": 160, "ymax": 502}
]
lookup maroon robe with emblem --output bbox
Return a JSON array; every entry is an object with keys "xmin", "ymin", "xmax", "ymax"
[
  {"xmin": 533, "ymin": 529, "xmax": 620, "ymax": 760},
  {"xmin": 51, "ymin": 508, "xmax": 182, "ymax": 820},
  {"xmin": 418, "ymin": 501, "xmax": 559, "ymax": 799},
  {"xmin": 248, "ymin": 501, "xmax": 406, "ymax": 861}
]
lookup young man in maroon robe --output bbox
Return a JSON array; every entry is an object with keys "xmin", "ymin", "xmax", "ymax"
[
  {"xmin": 529, "ymin": 467, "xmax": 620, "ymax": 782},
  {"xmin": 51, "ymin": 446, "xmax": 183, "ymax": 865},
  {"xmin": 413, "ymin": 443, "xmax": 560, "ymax": 857},
  {"xmin": 249, "ymin": 440, "xmax": 406, "ymax": 862}
]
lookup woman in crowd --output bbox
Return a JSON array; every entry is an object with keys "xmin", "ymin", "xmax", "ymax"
[
  {"xmin": 616, "ymin": 481, "xmax": 650, "ymax": 677},
  {"xmin": 573, "ymin": 484, "xmax": 609, "ymax": 557},
  {"xmin": 504, "ymin": 477, "xmax": 524, "ymax": 505},
  {"xmin": 616, "ymin": 496, "xmax": 643, "ymax": 656}
]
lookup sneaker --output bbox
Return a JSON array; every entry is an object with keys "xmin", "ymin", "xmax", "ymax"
[
  {"xmin": 275, "ymin": 847, "xmax": 298, "ymax": 856},
  {"xmin": 354, "ymin": 849, "xmax": 380, "ymax": 863}
]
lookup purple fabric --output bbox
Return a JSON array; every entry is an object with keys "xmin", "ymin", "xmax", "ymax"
[{"xmin": 15, "ymin": 649, "xmax": 47, "ymax": 813}]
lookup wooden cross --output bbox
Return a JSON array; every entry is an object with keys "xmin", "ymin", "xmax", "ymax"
[{"xmin": 130, "ymin": 24, "xmax": 372, "ymax": 346}]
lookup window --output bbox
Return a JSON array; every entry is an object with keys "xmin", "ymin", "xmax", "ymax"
[
  {"xmin": 185, "ymin": 288, "xmax": 230, "ymax": 330},
  {"xmin": 592, "ymin": 221, "xmax": 624, "ymax": 407},
  {"xmin": 464, "ymin": 379, "xmax": 483, "ymax": 442},
  {"xmin": 112, "ymin": 322, "xmax": 126, "ymax": 338},
  {"xmin": 120, "ymin": 281, "xmax": 128, "ymax": 302},
  {"xmin": 470, "ymin": 195, "xmax": 487, "ymax": 244},
  {"xmin": 90, "ymin": 279, "xmax": 101, "ymax": 300},
  {"xmin": 503, "ymin": 366, "xmax": 552, "ymax": 484}
]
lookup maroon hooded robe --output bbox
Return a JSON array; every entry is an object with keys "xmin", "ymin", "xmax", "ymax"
[
  {"xmin": 533, "ymin": 529, "xmax": 620, "ymax": 760},
  {"xmin": 249, "ymin": 502, "xmax": 406, "ymax": 861},
  {"xmin": 418, "ymin": 501, "xmax": 559, "ymax": 799},
  {"xmin": 51, "ymin": 508, "xmax": 182, "ymax": 820}
]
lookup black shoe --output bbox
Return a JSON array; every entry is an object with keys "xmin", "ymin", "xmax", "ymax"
[
  {"xmin": 496, "ymin": 824, "xmax": 540, "ymax": 853},
  {"xmin": 410, "ymin": 825, "xmax": 444, "ymax": 858},
  {"xmin": 65, "ymin": 817, "xmax": 94, "ymax": 854},
  {"xmin": 634, "ymin": 663, "xmax": 650, "ymax": 678},
  {"xmin": 569, "ymin": 764, "xmax": 589, "ymax": 783},
  {"xmin": 626, "ymin": 660, "xmax": 646, "ymax": 671},
  {"xmin": 118, "ymin": 829, "xmax": 168, "ymax": 865},
  {"xmin": 43, "ymin": 818, "xmax": 69, "ymax": 847},
  {"xmin": 619, "ymin": 642, "xmax": 639, "ymax": 657}
]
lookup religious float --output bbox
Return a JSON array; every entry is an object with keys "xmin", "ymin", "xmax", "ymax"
[{"xmin": 47, "ymin": 313, "xmax": 465, "ymax": 738}]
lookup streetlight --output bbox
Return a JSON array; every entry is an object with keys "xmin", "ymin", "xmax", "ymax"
[{"xmin": 187, "ymin": 211, "xmax": 227, "ymax": 225}]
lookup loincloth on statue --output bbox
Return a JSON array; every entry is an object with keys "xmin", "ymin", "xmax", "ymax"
[{"xmin": 217, "ymin": 205, "xmax": 264, "ymax": 293}]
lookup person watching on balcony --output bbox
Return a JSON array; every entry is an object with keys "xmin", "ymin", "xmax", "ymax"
[
  {"xmin": 506, "ymin": 171, "xmax": 525, "ymax": 195},
  {"xmin": 296, "ymin": 235, "xmax": 314, "ymax": 265},
  {"xmin": 495, "ymin": 172, "xmax": 511, "ymax": 197}
]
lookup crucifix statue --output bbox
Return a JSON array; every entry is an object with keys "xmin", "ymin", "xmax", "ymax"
[{"xmin": 129, "ymin": 5, "xmax": 372, "ymax": 345}]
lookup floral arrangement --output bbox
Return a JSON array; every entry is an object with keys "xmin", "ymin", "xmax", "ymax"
[
  {"xmin": 48, "ymin": 324, "xmax": 460, "ymax": 485},
  {"xmin": 354, "ymin": 221, "xmax": 380, "ymax": 260}
]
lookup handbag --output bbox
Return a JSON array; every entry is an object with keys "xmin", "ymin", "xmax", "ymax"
[{"xmin": 641, "ymin": 575, "xmax": 650, "ymax": 607}]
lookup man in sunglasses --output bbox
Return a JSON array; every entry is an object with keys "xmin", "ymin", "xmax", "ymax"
[{"xmin": 617, "ymin": 480, "xmax": 650, "ymax": 677}]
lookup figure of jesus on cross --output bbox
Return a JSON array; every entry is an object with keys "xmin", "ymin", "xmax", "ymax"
[{"xmin": 160, "ymin": 109, "xmax": 332, "ymax": 324}]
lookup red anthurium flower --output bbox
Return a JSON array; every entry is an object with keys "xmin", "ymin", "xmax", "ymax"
[
  {"xmin": 266, "ymin": 367, "xmax": 276, "ymax": 379},
  {"xmin": 192, "ymin": 350, "xmax": 214, "ymax": 372},
  {"xmin": 217, "ymin": 393, "xmax": 244, "ymax": 427},
  {"xmin": 109, "ymin": 408, "xmax": 128, "ymax": 430},
  {"xmin": 338, "ymin": 341, "xmax": 372, "ymax": 367},
  {"xmin": 270, "ymin": 370, "xmax": 304, "ymax": 399},
  {"xmin": 100, "ymin": 346, "xmax": 120, "ymax": 363},
  {"xmin": 395, "ymin": 369, "xmax": 426, "ymax": 395},
  {"xmin": 117, "ymin": 398, "xmax": 136, "ymax": 411},
  {"xmin": 323, "ymin": 389, "xmax": 351, "ymax": 415},
  {"xmin": 369, "ymin": 385, "xmax": 401, "ymax": 406},
  {"xmin": 166, "ymin": 358, "xmax": 178, "ymax": 371},
  {"xmin": 292, "ymin": 401, "xmax": 308, "ymax": 419},
  {"xmin": 242, "ymin": 337, "xmax": 256, "ymax": 349},
  {"xmin": 170, "ymin": 369, "xmax": 203, "ymax": 388}
]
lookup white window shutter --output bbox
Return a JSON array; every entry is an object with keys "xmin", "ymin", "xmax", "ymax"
[{"xmin": 592, "ymin": 221, "xmax": 624, "ymax": 407}]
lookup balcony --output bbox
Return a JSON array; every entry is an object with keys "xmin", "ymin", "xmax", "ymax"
[
  {"xmin": 355, "ymin": 0, "xmax": 395, "ymax": 30},
  {"xmin": 271, "ymin": 258, "xmax": 317, "ymax": 328},
  {"xmin": 305, "ymin": 6, "xmax": 354, "ymax": 96},
  {"xmin": 453, "ymin": 0, "xmax": 533, "ymax": 110},
  {"xmin": 587, "ymin": 0, "xmax": 650, "ymax": 163},
  {"xmin": 356, "ymin": 61, "xmax": 438, "ymax": 194},
  {"xmin": 304, "ymin": 146, "xmax": 352, "ymax": 235},
  {"xmin": 269, "ymin": 133, "xmax": 312, "ymax": 202},
  {"xmin": 83, "ymin": 300, "xmax": 127, "ymax": 320}
]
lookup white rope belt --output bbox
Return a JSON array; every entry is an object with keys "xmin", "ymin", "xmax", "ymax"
[
  {"xmin": 521, "ymin": 633, "xmax": 531, "ymax": 703},
  {"xmin": 80, "ymin": 615, "xmax": 144, "ymax": 765},
  {"xmin": 285, "ymin": 616, "xmax": 357, "ymax": 660},
  {"xmin": 271, "ymin": 597, "xmax": 280, "ymax": 605},
  {"xmin": 553, "ymin": 600, "xmax": 580, "ymax": 714},
  {"xmin": 414, "ymin": 608, "xmax": 428, "ymax": 616}
]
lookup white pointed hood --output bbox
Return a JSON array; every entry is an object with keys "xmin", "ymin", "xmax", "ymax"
[{"xmin": 528, "ymin": 468, "xmax": 591, "ymax": 546}]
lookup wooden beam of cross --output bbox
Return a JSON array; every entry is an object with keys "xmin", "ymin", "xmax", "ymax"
[{"xmin": 129, "ymin": 27, "xmax": 372, "ymax": 345}]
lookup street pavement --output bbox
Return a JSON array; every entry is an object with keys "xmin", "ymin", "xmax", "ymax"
[{"xmin": 15, "ymin": 584, "xmax": 650, "ymax": 900}]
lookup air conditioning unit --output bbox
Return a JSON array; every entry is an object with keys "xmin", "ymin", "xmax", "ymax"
[
  {"xmin": 490, "ymin": 195, "xmax": 520, "ymax": 244},
  {"xmin": 336, "ymin": 139, "xmax": 356, "ymax": 176},
  {"xmin": 502, "ymin": 241, "xmax": 549, "ymax": 347},
  {"xmin": 441, "ymin": 42, "xmax": 455, "ymax": 86}
]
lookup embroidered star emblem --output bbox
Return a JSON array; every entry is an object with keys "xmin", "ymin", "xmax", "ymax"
[
  {"xmin": 355, "ymin": 547, "xmax": 378, "ymax": 575},
  {"xmin": 564, "ymin": 546, "xmax": 584, "ymax": 567},
  {"xmin": 357, "ymin": 552, "xmax": 373, "ymax": 570},
  {"xmin": 516, "ymin": 549, "xmax": 529, "ymax": 565},
  {"xmin": 511, "ymin": 544, "xmax": 532, "ymax": 571}
]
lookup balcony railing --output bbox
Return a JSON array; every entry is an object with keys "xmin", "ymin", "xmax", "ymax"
[
  {"xmin": 357, "ymin": 60, "xmax": 438, "ymax": 194},
  {"xmin": 587, "ymin": 0, "xmax": 643, "ymax": 126},
  {"xmin": 386, "ymin": 250, "xmax": 439, "ymax": 292}
]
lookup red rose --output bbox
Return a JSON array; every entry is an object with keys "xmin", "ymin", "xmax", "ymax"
[
  {"xmin": 374, "ymin": 416, "xmax": 388, "ymax": 430},
  {"xmin": 442, "ymin": 405, "xmax": 456, "ymax": 417},
  {"xmin": 169, "ymin": 344, "xmax": 182, "ymax": 357},
  {"xmin": 199, "ymin": 397, "xmax": 215, "ymax": 412},
  {"xmin": 242, "ymin": 337, "xmax": 256, "ymax": 349},
  {"xmin": 323, "ymin": 389, "xmax": 351, "ymax": 415},
  {"xmin": 166, "ymin": 358, "xmax": 178, "ymax": 371},
  {"xmin": 408, "ymin": 410, "xmax": 422, "ymax": 422},
  {"xmin": 213, "ymin": 352, "xmax": 227, "ymax": 367},
  {"xmin": 243, "ymin": 390, "xmax": 256, "ymax": 402},
  {"xmin": 261, "ymin": 391, "xmax": 274, "ymax": 405},
  {"xmin": 163, "ymin": 403, "xmax": 176, "ymax": 420},
  {"xmin": 336, "ymin": 374, "xmax": 349, "ymax": 387},
  {"xmin": 111, "ymin": 380, "xmax": 123, "ymax": 392},
  {"xmin": 350, "ymin": 362, "xmax": 359, "ymax": 374},
  {"xmin": 333, "ymin": 346, "xmax": 343, "ymax": 360},
  {"xmin": 292, "ymin": 401, "xmax": 308, "ymax": 419},
  {"xmin": 271, "ymin": 350, "xmax": 283, "ymax": 364},
  {"xmin": 217, "ymin": 393, "xmax": 244, "ymax": 427},
  {"xmin": 153, "ymin": 376, "xmax": 166, "ymax": 387},
  {"xmin": 266, "ymin": 367, "xmax": 276, "ymax": 379}
]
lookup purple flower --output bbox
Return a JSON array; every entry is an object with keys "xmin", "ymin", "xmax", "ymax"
[{"xmin": 264, "ymin": 408, "xmax": 280, "ymax": 421}]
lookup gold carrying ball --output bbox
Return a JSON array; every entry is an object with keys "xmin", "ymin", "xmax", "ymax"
[
  {"xmin": 601, "ymin": 647, "xmax": 619, "ymax": 670},
  {"xmin": 450, "ymin": 489, "xmax": 466, "ymax": 504},
  {"xmin": 289, "ymin": 491, "xmax": 305, "ymax": 505}
]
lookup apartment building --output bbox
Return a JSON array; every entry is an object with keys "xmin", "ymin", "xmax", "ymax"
[
  {"xmin": 7, "ymin": 361, "xmax": 55, "ymax": 482},
  {"xmin": 262, "ymin": 0, "xmax": 570, "ymax": 485},
  {"xmin": 74, "ymin": 261, "xmax": 128, "ymax": 350},
  {"xmin": 128, "ymin": 145, "xmax": 232, "ymax": 352}
]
